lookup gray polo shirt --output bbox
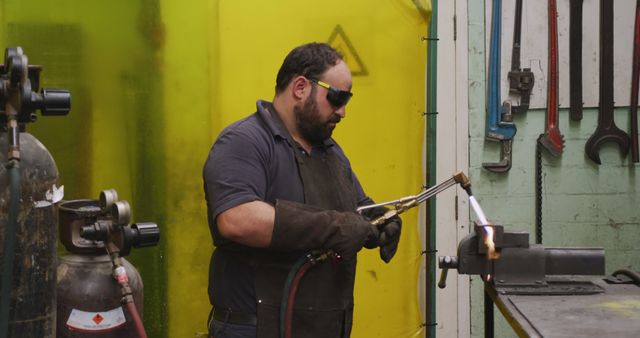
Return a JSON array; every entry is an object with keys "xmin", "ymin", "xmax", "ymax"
[{"xmin": 203, "ymin": 100, "xmax": 371, "ymax": 312}]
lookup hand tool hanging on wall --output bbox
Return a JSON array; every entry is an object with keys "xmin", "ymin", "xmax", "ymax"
[
  {"xmin": 539, "ymin": 0, "xmax": 565, "ymax": 156},
  {"xmin": 570, "ymin": 0, "xmax": 584, "ymax": 121},
  {"xmin": 483, "ymin": 0, "xmax": 516, "ymax": 172},
  {"xmin": 483, "ymin": 102, "xmax": 514, "ymax": 172},
  {"xmin": 535, "ymin": 0, "xmax": 564, "ymax": 249},
  {"xmin": 629, "ymin": 0, "xmax": 640, "ymax": 162},
  {"xmin": 507, "ymin": 0, "xmax": 534, "ymax": 115},
  {"xmin": 585, "ymin": 0, "xmax": 631, "ymax": 164}
]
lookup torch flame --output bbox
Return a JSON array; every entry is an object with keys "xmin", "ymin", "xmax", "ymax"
[
  {"xmin": 469, "ymin": 196, "xmax": 500, "ymax": 260},
  {"xmin": 483, "ymin": 226, "xmax": 500, "ymax": 260}
]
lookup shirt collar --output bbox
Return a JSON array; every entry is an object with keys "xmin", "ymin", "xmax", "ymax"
[
  {"xmin": 256, "ymin": 99, "xmax": 335, "ymax": 149},
  {"xmin": 256, "ymin": 100, "xmax": 287, "ymax": 139}
]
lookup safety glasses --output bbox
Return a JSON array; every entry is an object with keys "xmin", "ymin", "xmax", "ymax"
[{"xmin": 308, "ymin": 78, "xmax": 353, "ymax": 108}]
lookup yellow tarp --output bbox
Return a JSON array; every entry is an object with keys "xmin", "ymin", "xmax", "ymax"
[
  {"xmin": 1, "ymin": 0, "xmax": 430, "ymax": 336},
  {"xmin": 162, "ymin": 1, "xmax": 430, "ymax": 336}
]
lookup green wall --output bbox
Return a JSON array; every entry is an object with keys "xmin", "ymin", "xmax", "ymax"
[{"xmin": 467, "ymin": 1, "xmax": 640, "ymax": 337}]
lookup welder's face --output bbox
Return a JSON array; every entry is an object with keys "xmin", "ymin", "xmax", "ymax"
[
  {"xmin": 294, "ymin": 88, "xmax": 340, "ymax": 144},
  {"xmin": 294, "ymin": 61, "xmax": 351, "ymax": 144}
]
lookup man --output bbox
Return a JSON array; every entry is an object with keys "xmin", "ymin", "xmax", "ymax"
[{"xmin": 203, "ymin": 42, "xmax": 402, "ymax": 338}]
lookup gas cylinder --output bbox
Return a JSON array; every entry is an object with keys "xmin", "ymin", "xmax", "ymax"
[
  {"xmin": 0, "ymin": 132, "xmax": 58, "ymax": 338},
  {"xmin": 0, "ymin": 46, "xmax": 71, "ymax": 337},
  {"xmin": 57, "ymin": 254, "xmax": 144, "ymax": 337},
  {"xmin": 56, "ymin": 195, "xmax": 158, "ymax": 337}
]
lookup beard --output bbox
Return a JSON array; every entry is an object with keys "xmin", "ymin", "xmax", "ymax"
[{"xmin": 294, "ymin": 94, "xmax": 340, "ymax": 145}]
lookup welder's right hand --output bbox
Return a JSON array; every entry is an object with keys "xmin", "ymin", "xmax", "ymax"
[{"xmin": 271, "ymin": 199, "xmax": 379, "ymax": 259}]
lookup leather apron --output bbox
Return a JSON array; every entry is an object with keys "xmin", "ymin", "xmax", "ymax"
[{"xmin": 254, "ymin": 143, "xmax": 359, "ymax": 338}]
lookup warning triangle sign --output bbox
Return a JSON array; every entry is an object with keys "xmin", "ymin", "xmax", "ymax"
[{"xmin": 328, "ymin": 25, "xmax": 368, "ymax": 76}]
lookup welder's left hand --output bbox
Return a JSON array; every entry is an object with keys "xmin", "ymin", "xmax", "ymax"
[
  {"xmin": 360, "ymin": 206, "xmax": 402, "ymax": 263},
  {"xmin": 378, "ymin": 216, "xmax": 402, "ymax": 263}
]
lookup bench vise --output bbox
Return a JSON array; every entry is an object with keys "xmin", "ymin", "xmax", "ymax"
[{"xmin": 438, "ymin": 225, "xmax": 605, "ymax": 294}]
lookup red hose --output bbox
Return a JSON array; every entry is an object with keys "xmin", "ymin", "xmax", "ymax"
[
  {"xmin": 126, "ymin": 301, "xmax": 148, "ymax": 338},
  {"xmin": 284, "ymin": 262, "xmax": 312, "ymax": 338},
  {"xmin": 110, "ymin": 255, "xmax": 148, "ymax": 338}
]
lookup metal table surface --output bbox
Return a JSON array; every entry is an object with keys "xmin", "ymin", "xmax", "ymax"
[{"xmin": 485, "ymin": 277, "xmax": 640, "ymax": 338}]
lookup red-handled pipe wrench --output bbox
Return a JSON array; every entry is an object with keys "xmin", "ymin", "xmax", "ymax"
[{"xmin": 538, "ymin": 0, "xmax": 565, "ymax": 156}]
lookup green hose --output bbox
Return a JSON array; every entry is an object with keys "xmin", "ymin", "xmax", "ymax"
[
  {"xmin": 0, "ymin": 159, "xmax": 21, "ymax": 336},
  {"xmin": 279, "ymin": 254, "xmax": 310, "ymax": 338},
  {"xmin": 426, "ymin": 0, "xmax": 438, "ymax": 336}
]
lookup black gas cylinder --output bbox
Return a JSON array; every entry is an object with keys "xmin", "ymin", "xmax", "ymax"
[
  {"xmin": 0, "ymin": 132, "xmax": 58, "ymax": 338},
  {"xmin": 57, "ymin": 254, "xmax": 144, "ymax": 337}
]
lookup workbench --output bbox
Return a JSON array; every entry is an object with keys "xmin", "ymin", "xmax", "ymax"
[{"xmin": 484, "ymin": 276, "xmax": 640, "ymax": 338}]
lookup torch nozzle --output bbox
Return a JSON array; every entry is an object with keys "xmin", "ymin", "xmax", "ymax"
[{"xmin": 453, "ymin": 171, "xmax": 472, "ymax": 196}]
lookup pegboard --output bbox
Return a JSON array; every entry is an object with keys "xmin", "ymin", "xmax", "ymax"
[{"xmin": 486, "ymin": 0, "xmax": 637, "ymax": 109}]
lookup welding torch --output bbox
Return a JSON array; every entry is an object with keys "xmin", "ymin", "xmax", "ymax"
[
  {"xmin": 356, "ymin": 171, "xmax": 498, "ymax": 267},
  {"xmin": 280, "ymin": 172, "xmax": 473, "ymax": 338},
  {"xmin": 357, "ymin": 171, "xmax": 471, "ymax": 224}
]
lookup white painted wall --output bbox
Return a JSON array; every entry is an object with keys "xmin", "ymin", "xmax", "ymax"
[{"xmin": 429, "ymin": 0, "xmax": 471, "ymax": 337}]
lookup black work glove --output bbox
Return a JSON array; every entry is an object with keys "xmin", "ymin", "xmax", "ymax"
[
  {"xmin": 271, "ymin": 200, "xmax": 380, "ymax": 259},
  {"xmin": 361, "ymin": 206, "xmax": 403, "ymax": 263},
  {"xmin": 378, "ymin": 217, "xmax": 401, "ymax": 263}
]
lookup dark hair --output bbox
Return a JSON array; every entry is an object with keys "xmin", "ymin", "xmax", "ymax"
[{"xmin": 275, "ymin": 42, "xmax": 343, "ymax": 94}]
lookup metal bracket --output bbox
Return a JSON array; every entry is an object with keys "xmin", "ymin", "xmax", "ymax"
[{"xmin": 508, "ymin": 68, "xmax": 535, "ymax": 114}]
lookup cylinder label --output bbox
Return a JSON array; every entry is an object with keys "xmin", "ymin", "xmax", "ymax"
[{"xmin": 66, "ymin": 306, "xmax": 127, "ymax": 332}]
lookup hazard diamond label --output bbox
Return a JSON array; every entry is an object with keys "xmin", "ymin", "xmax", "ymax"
[
  {"xmin": 67, "ymin": 307, "xmax": 126, "ymax": 332},
  {"xmin": 92, "ymin": 314, "xmax": 104, "ymax": 324}
]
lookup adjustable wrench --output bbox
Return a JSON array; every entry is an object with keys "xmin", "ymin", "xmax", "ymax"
[
  {"xmin": 539, "ymin": 0, "xmax": 564, "ymax": 156},
  {"xmin": 585, "ymin": 0, "xmax": 631, "ymax": 164}
]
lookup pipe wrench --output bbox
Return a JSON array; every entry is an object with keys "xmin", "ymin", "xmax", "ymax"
[
  {"xmin": 484, "ymin": 0, "xmax": 516, "ymax": 172},
  {"xmin": 507, "ymin": 0, "xmax": 534, "ymax": 115},
  {"xmin": 483, "ymin": 102, "xmax": 513, "ymax": 172},
  {"xmin": 539, "ymin": 0, "xmax": 565, "ymax": 156}
]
